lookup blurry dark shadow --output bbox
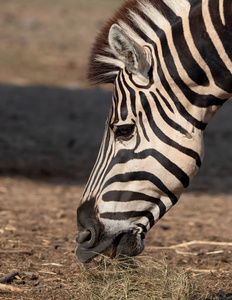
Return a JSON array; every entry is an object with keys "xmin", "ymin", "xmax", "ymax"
[
  {"xmin": 0, "ymin": 84, "xmax": 111, "ymax": 183},
  {"xmin": 0, "ymin": 84, "xmax": 231, "ymax": 192},
  {"xmin": 189, "ymin": 99, "xmax": 232, "ymax": 194}
]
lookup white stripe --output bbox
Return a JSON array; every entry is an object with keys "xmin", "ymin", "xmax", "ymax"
[
  {"xmin": 102, "ymin": 71, "xmax": 119, "ymax": 78},
  {"xmin": 203, "ymin": 0, "xmax": 232, "ymax": 73},
  {"xmin": 95, "ymin": 55, "xmax": 124, "ymax": 68},
  {"xmin": 99, "ymin": 200, "xmax": 157, "ymax": 213},
  {"xmin": 162, "ymin": 0, "xmax": 191, "ymax": 17},
  {"xmin": 138, "ymin": 0, "xmax": 170, "ymax": 29},
  {"xmin": 219, "ymin": 0, "xmax": 226, "ymax": 26}
]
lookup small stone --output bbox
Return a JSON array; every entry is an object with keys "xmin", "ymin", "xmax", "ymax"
[
  {"xmin": 56, "ymin": 210, "xmax": 65, "ymax": 219},
  {"xmin": 33, "ymin": 280, "xmax": 40, "ymax": 287},
  {"xmin": 5, "ymin": 224, "xmax": 17, "ymax": 231}
]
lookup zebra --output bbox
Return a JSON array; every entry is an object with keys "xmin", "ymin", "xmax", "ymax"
[{"xmin": 75, "ymin": 0, "xmax": 232, "ymax": 263}]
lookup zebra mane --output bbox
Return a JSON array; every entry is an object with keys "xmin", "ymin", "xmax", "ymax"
[{"xmin": 88, "ymin": 0, "xmax": 169, "ymax": 85}]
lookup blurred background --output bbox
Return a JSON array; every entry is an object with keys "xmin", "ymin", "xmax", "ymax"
[
  {"xmin": 0, "ymin": 0, "xmax": 123, "ymax": 181},
  {"xmin": 0, "ymin": 0, "xmax": 123, "ymax": 87},
  {"xmin": 0, "ymin": 0, "xmax": 231, "ymax": 191}
]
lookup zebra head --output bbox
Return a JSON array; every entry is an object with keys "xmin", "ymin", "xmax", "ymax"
[
  {"xmin": 75, "ymin": 23, "xmax": 204, "ymax": 263},
  {"xmin": 75, "ymin": 0, "xmax": 231, "ymax": 263}
]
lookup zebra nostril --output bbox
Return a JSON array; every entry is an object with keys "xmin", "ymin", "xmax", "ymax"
[
  {"xmin": 76, "ymin": 230, "xmax": 92, "ymax": 244},
  {"xmin": 76, "ymin": 228, "xmax": 96, "ymax": 248}
]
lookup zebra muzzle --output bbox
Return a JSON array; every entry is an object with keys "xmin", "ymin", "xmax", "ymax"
[{"xmin": 75, "ymin": 226, "xmax": 145, "ymax": 263}]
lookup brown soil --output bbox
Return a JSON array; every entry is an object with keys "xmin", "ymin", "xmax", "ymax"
[{"xmin": 0, "ymin": 176, "xmax": 232, "ymax": 299}]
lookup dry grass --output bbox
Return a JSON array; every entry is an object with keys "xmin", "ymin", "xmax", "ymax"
[{"xmin": 75, "ymin": 255, "xmax": 210, "ymax": 300}]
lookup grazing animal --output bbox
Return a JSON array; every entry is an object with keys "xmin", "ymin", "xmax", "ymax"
[{"xmin": 75, "ymin": 0, "xmax": 232, "ymax": 263}]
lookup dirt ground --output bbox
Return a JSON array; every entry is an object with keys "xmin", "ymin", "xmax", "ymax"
[{"xmin": 0, "ymin": 176, "xmax": 232, "ymax": 299}]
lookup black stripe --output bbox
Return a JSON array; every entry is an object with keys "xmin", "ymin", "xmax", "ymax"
[
  {"xmin": 140, "ymin": 91, "xmax": 202, "ymax": 168},
  {"xmin": 153, "ymin": 44, "xmax": 207, "ymax": 130},
  {"xmin": 103, "ymin": 190, "xmax": 160, "ymax": 202},
  {"xmin": 156, "ymin": 88, "xmax": 174, "ymax": 113},
  {"xmin": 100, "ymin": 210, "xmax": 155, "ymax": 228},
  {"xmin": 150, "ymin": 91, "xmax": 190, "ymax": 136},
  {"xmin": 112, "ymin": 86, "xmax": 119, "ymax": 124},
  {"xmin": 160, "ymin": 22, "xmax": 224, "ymax": 106},
  {"xmin": 139, "ymin": 111, "xmax": 150, "ymax": 142},
  {"xmin": 172, "ymin": 16, "xmax": 209, "ymax": 86},
  {"xmin": 208, "ymin": 0, "xmax": 232, "ymax": 61},
  {"xmin": 190, "ymin": 1, "xmax": 232, "ymax": 93},
  {"xmin": 139, "ymin": 149, "xmax": 190, "ymax": 188},
  {"xmin": 107, "ymin": 148, "xmax": 190, "ymax": 188},
  {"xmin": 102, "ymin": 171, "xmax": 178, "ymax": 205},
  {"xmin": 102, "ymin": 190, "xmax": 167, "ymax": 220},
  {"xmin": 224, "ymin": 1, "xmax": 232, "ymax": 29},
  {"xmin": 134, "ymin": 124, "xmax": 142, "ymax": 151},
  {"xmin": 117, "ymin": 72, "xmax": 128, "ymax": 121},
  {"xmin": 121, "ymin": 72, "xmax": 137, "ymax": 117}
]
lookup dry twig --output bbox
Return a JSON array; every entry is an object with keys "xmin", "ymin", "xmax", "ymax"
[
  {"xmin": 188, "ymin": 268, "xmax": 216, "ymax": 274},
  {"xmin": 175, "ymin": 249, "xmax": 198, "ymax": 256},
  {"xmin": 42, "ymin": 263, "xmax": 63, "ymax": 267},
  {"xmin": 147, "ymin": 240, "xmax": 232, "ymax": 250},
  {"xmin": 0, "ymin": 283, "xmax": 22, "ymax": 292},
  {"xmin": 0, "ymin": 270, "xmax": 19, "ymax": 284}
]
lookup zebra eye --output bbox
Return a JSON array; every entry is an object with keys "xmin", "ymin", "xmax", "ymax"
[{"xmin": 114, "ymin": 124, "xmax": 135, "ymax": 139}]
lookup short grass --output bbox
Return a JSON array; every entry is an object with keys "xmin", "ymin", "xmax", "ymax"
[{"xmin": 75, "ymin": 255, "xmax": 210, "ymax": 300}]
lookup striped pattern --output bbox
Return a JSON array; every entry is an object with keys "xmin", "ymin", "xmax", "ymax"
[{"xmin": 79, "ymin": 0, "xmax": 232, "ymax": 238}]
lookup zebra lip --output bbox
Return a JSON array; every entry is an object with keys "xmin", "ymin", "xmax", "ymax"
[
  {"xmin": 111, "ymin": 232, "xmax": 127, "ymax": 258},
  {"xmin": 75, "ymin": 232, "xmax": 127, "ymax": 263},
  {"xmin": 75, "ymin": 237, "xmax": 114, "ymax": 263}
]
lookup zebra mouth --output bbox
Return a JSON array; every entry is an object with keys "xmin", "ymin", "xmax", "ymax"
[
  {"xmin": 111, "ymin": 232, "xmax": 128, "ymax": 258},
  {"xmin": 105, "ymin": 229, "xmax": 145, "ymax": 259}
]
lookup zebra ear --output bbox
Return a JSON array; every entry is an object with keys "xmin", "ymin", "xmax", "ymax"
[{"xmin": 108, "ymin": 24, "xmax": 151, "ymax": 77}]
